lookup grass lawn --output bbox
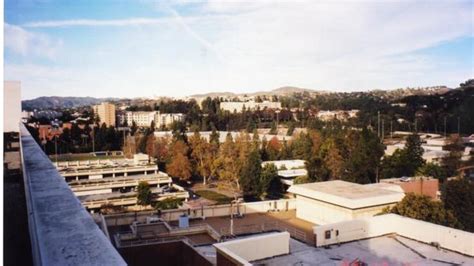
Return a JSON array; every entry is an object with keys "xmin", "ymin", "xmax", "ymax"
[{"xmin": 194, "ymin": 190, "xmax": 233, "ymax": 205}]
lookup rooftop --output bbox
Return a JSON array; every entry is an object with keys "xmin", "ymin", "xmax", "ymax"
[
  {"xmin": 254, "ymin": 235, "xmax": 474, "ymax": 265},
  {"xmin": 288, "ymin": 180, "xmax": 405, "ymax": 209}
]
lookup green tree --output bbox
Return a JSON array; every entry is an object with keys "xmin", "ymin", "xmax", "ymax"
[
  {"xmin": 239, "ymin": 149, "xmax": 262, "ymax": 199},
  {"xmin": 154, "ymin": 197, "xmax": 183, "ymax": 210},
  {"xmin": 137, "ymin": 181, "xmax": 152, "ymax": 207},
  {"xmin": 287, "ymin": 122, "xmax": 295, "ymax": 136},
  {"xmin": 416, "ymin": 163, "xmax": 447, "ymax": 182},
  {"xmin": 442, "ymin": 179, "xmax": 474, "ymax": 232},
  {"xmin": 405, "ymin": 133, "xmax": 425, "ymax": 173},
  {"xmin": 269, "ymin": 122, "xmax": 277, "ymax": 135},
  {"xmin": 387, "ymin": 193, "xmax": 460, "ymax": 229},
  {"xmin": 260, "ymin": 163, "xmax": 282, "ymax": 199}
]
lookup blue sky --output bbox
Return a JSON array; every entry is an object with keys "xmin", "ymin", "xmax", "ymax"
[{"xmin": 4, "ymin": 0, "xmax": 474, "ymax": 100}]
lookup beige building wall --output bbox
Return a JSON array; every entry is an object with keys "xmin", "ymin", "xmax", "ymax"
[
  {"xmin": 314, "ymin": 214, "xmax": 474, "ymax": 256},
  {"xmin": 295, "ymin": 195, "xmax": 396, "ymax": 225},
  {"xmin": 214, "ymin": 232, "xmax": 290, "ymax": 265},
  {"xmin": 3, "ymin": 81, "xmax": 22, "ymax": 132},
  {"xmin": 93, "ymin": 102, "xmax": 116, "ymax": 127}
]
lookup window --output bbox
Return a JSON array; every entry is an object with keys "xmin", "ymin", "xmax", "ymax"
[
  {"xmin": 336, "ymin": 230, "xmax": 339, "ymax": 236},
  {"xmin": 325, "ymin": 230, "xmax": 331, "ymax": 239}
]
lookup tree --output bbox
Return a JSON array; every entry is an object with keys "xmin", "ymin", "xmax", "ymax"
[
  {"xmin": 166, "ymin": 140, "xmax": 192, "ymax": 181},
  {"xmin": 322, "ymin": 138, "xmax": 344, "ymax": 180},
  {"xmin": 145, "ymin": 134, "xmax": 156, "ymax": 158},
  {"xmin": 441, "ymin": 134, "xmax": 464, "ymax": 177},
  {"xmin": 442, "ymin": 179, "xmax": 474, "ymax": 232},
  {"xmin": 137, "ymin": 181, "xmax": 152, "ymax": 207},
  {"xmin": 259, "ymin": 163, "xmax": 282, "ymax": 199},
  {"xmin": 189, "ymin": 132, "xmax": 216, "ymax": 185},
  {"xmin": 381, "ymin": 133, "xmax": 425, "ymax": 179},
  {"xmin": 405, "ymin": 133, "xmax": 425, "ymax": 173},
  {"xmin": 287, "ymin": 122, "xmax": 295, "ymax": 136},
  {"xmin": 291, "ymin": 132, "xmax": 312, "ymax": 160},
  {"xmin": 239, "ymin": 149, "xmax": 262, "ymax": 199},
  {"xmin": 154, "ymin": 136, "xmax": 171, "ymax": 169},
  {"xmin": 416, "ymin": 163, "xmax": 447, "ymax": 182},
  {"xmin": 387, "ymin": 193, "xmax": 460, "ymax": 229},
  {"xmin": 209, "ymin": 127, "xmax": 220, "ymax": 145},
  {"xmin": 214, "ymin": 133, "xmax": 240, "ymax": 190},
  {"xmin": 267, "ymin": 136, "xmax": 281, "ymax": 160},
  {"xmin": 306, "ymin": 155, "xmax": 329, "ymax": 182},
  {"xmin": 130, "ymin": 121, "xmax": 138, "ymax": 136},
  {"xmin": 269, "ymin": 122, "xmax": 277, "ymax": 135},
  {"xmin": 154, "ymin": 197, "xmax": 183, "ymax": 211}
]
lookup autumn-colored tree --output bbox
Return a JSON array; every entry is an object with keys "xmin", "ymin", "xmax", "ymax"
[
  {"xmin": 123, "ymin": 135, "xmax": 137, "ymax": 158},
  {"xmin": 154, "ymin": 136, "xmax": 170, "ymax": 167},
  {"xmin": 214, "ymin": 133, "xmax": 241, "ymax": 190},
  {"xmin": 323, "ymin": 138, "xmax": 344, "ymax": 180},
  {"xmin": 145, "ymin": 134, "xmax": 156, "ymax": 158},
  {"xmin": 267, "ymin": 136, "xmax": 281, "ymax": 160},
  {"xmin": 189, "ymin": 131, "xmax": 217, "ymax": 185},
  {"xmin": 166, "ymin": 140, "xmax": 192, "ymax": 181}
]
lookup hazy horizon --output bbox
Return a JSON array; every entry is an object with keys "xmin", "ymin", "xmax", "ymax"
[{"xmin": 5, "ymin": 0, "xmax": 473, "ymax": 100}]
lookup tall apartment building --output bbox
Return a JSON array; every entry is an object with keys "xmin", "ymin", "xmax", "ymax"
[{"xmin": 93, "ymin": 102, "xmax": 116, "ymax": 127}]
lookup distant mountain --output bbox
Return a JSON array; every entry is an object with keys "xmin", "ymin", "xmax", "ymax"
[{"xmin": 22, "ymin": 96, "xmax": 119, "ymax": 110}]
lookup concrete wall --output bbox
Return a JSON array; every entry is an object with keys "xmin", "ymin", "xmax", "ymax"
[
  {"xmin": 313, "ymin": 214, "xmax": 474, "ymax": 256},
  {"xmin": 214, "ymin": 232, "xmax": 290, "ymax": 265},
  {"xmin": 295, "ymin": 195, "xmax": 394, "ymax": 225},
  {"xmin": 4, "ymin": 81, "xmax": 21, "ymax": 133},
  {"xmin": 104, "ymin": 199, "xmax": 296, "ymax": 226},
  {"xmin": 19, "ymin": 124, "xmax": 126, "ymax": 265}
]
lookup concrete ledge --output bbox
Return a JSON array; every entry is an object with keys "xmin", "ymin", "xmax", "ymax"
[{"xmin": 19, "ymin": 124, "xmax": 126, "ymax": 266}]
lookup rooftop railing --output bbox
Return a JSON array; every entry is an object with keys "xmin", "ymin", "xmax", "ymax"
[{"xmin": 19, "ymin": 124, "xmax": 126, "ymax": 266}]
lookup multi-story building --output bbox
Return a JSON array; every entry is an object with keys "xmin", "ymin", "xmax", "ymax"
[
  {"xmin": 54, "ymin": 154, "xmax": 189, "ymax": 210},
  {"xmin": 220, "ymin": 101, "xmax": 282, "ymax": 112},
  {"xmin": 93, "ymin": 102, "xmax": 116, "ymax": 127},
  {"xmin": 4, "ymin": 81, "xmax": 21, "ymax": 133},
  {"xmin": 118, "ymin": 111, "xmax": 185, "ymax": 128}
]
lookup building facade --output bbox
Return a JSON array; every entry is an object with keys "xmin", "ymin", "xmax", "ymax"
[
  {"xmin": 3, "ymin": 81, "xmax": 22, "ymax": 133},
  {"xmin": 93, "ymin": 102, "xmax": 116, "ymax": 127},
  {"xmin": 118, "ymin": 111, "xmax": 185, "ymax": 128},
  {"xmin": 220, "ymin": 101, "xmax": 282, "ymax": 112}
]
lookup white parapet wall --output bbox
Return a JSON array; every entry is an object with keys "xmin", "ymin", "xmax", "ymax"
[
  {"xmin": 214, "ymin": 232, "xmax": 290, "ymax": 265},
  {"xmin": 313, "ymin": 214, "xmax": 474, "ymax": 256}
]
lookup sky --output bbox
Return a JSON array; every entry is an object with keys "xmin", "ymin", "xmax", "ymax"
[{"xmin": 4, "ymin": 0, "xmax": 474, "ymax": 100}]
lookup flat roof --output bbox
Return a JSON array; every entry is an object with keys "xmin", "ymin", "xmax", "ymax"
[
  {"xmin": 287, "ymin": 180, "xmax": 405, "ymax": 209},
  {"xmin": 254, "ymin": 235, "xmax": 473, "ymax": 265}
]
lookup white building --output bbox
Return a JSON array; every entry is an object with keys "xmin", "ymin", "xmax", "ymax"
[
  {"xmin": 220, "ymin": 101, "xmax": 281, "ymax": 112},
  {"xmin": 288, "ymin": 180, "xmax": 405, "ymax": 225},
  {"xmin": 262, "ymin": 159, "xmax": 306, "ymax": 170},
  {"xmin": 316, "ymin": 110, "xmax": 359, "ymax": 121},
  {"xmin": 119, "ymin": 111, "xmax": 184, "ymax": 128},
  {"xmin": 3, "ymin": 81, "xmax": 22, "ymax": 133}
]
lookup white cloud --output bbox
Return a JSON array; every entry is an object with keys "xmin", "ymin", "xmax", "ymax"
[
  {"xmin": 6, "ymin": 0, "xmax": 473, "ymax": 99},
  {"xmin": 4, "ymin": 23, "xmax": 62, "ymax": 59}
]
